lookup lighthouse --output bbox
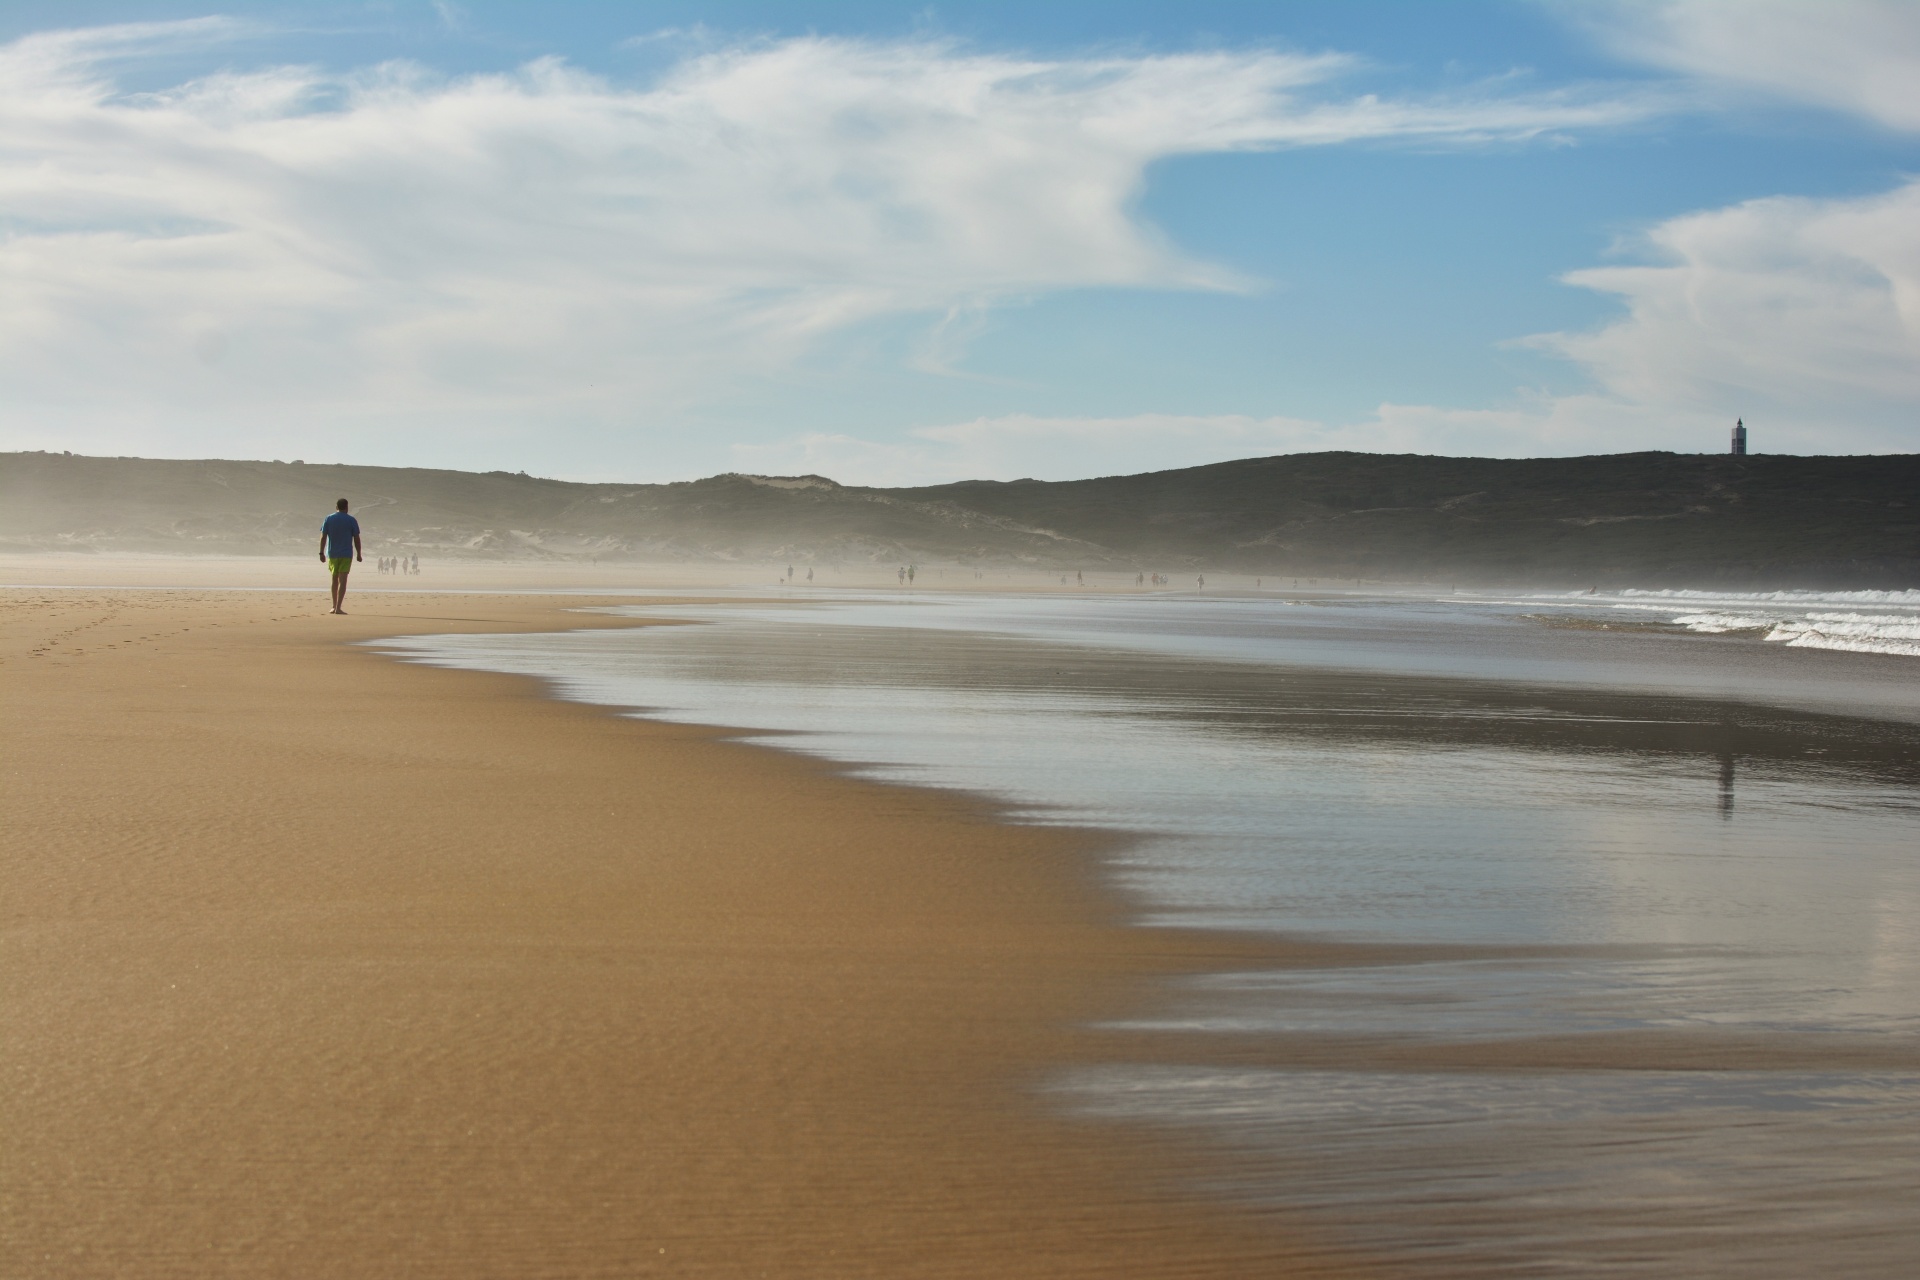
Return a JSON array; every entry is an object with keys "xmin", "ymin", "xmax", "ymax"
[{"xmin": 1730, "ymin": 418, "xmax": 1747, "ymax": 456}]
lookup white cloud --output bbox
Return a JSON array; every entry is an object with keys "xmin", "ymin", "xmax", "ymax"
[
  {"xmin": 1572, "ymin": 0, "xmax": 1920, "ymax": 131},
  {"xmin": 1528, "ymin": 179, "xmax": 1920, "ymax": 446},
  {"xmin": 0, "ymin": 19, "xmax": 1662, "ymax": 458},
  {"xmin": 740, "ymin": 150, "xmax": 1920, "ymax": 486},
  {"xmin": 15, "ymin": 14, "xmax": 1905, "ymax": 482},
  {"xmin": 1488, "ymin": 2, "xmax": 1920, "ymax": 461}
]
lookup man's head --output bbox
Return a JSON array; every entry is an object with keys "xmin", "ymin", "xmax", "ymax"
[{"xmin": 336, "ymin": 498, "xmax": 349, "ymax": 512}]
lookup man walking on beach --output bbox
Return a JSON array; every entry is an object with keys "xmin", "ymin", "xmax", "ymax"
[{"xmin": 319, "ymin": 498, "xmax": 362, "ymax": 615}]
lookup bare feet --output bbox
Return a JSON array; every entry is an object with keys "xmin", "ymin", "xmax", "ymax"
[{"xmin": 329, "ymin": 608, "xmax": 345, "ymax": 615}]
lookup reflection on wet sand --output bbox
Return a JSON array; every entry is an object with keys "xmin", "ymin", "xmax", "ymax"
[
  {"xmin": 1061, "ymin": 1065, "xmax": 1920, "ymax": 1280},
  {"xmin": 381, "ymin": 593, "xmax": 1920, "ymax": 1278}
]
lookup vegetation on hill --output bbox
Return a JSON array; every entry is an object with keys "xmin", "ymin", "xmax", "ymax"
[
  {"xmin": 3, "ymin": 449, "xmax": 1915, "ymax": 587},
  {"xmin": 896, "ymin": 452, "xmax": 1920, "ymax": 586}
]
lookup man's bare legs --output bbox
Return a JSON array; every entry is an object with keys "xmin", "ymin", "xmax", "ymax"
[{"xmin": 330, "ymin": 568, "xmax": 349, "ymax": 614}]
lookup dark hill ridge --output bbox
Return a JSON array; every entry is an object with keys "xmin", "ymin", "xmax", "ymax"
[
  {"xmin": 0, "ymin": 453, "xmax": 1104, "ymax": 566},
  {"xmin": 3, "ymin": 450, "xmax": 1916, "ymax": 587},
  {"xmin": 895, "ymin": 452, "xmax": 1920, "ymax": 586}
]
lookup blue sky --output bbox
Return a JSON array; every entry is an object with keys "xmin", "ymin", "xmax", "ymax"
[{"xmin": 2, "ymin": 1, "xmax": 1917, "ymax": 483}]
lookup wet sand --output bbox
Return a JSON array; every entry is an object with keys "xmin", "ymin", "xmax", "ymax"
[{"xmin": 0, "ymin": 584, "xmax": 1378, "ymax": 1278}]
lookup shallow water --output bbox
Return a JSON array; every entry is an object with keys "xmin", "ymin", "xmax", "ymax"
[
  {"xmin": 376, "ymin": 589, "xmax": 1920, "ymax": 1276},
  {"xmin": 1059, "ymin": 1065, "xmax": 1920, "ymax": 1278}
]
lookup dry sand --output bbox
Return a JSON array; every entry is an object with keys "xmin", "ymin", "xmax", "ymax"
[{"xmin": 0, "ymin": 575, "xmax": 1380, "ymax": 1278}]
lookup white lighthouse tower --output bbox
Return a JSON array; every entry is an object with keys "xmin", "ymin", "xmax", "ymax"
[{"xmin": 1730, "ymin": 418, "xmax": 1747, "ymax": 456}]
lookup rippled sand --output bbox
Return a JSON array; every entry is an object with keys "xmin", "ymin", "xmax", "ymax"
[{"xmin": 0, "ymin": 585, "xmax": 1377, "ymax": 1278}]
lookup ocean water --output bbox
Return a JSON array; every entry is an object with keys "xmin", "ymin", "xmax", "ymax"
[
  {"xmin": 1492, "ymin": 587, "xmax": 1920, "ymax": 658},
  {"xmin": 375, "ymin": 588, "xmax": 1920, "ymax": 1276}
]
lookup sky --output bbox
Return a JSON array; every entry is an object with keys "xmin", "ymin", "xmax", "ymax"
[{"xmin": 2, "ymin": 1, "xmax": 1917, "ymax": 484}]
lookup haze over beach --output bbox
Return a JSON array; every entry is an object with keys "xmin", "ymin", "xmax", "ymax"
[{"xmin": 4, "ymin": 3, "xmax": 1919, "ymax": 1278}]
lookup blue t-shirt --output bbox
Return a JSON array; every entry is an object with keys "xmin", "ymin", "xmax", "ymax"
[{"xmin": 322, "ymin": 511, "xmax": 360, "ymax": 559}]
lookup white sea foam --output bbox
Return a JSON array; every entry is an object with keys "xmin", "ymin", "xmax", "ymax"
[
  {"xmin": 1614, "ymin": 589, "xmax": 1920, "ymax": 607},
  {"xmin": 1768, "ymin": 613, "xmax": 1920, "ymax": 657},
  {"xmin": 1670, "ymin": 612, "xmax": 1771, "ymax": 634},
  {"xmin": 1520, "ymin": 588, "xmax": 1920, "ymax": 658}
]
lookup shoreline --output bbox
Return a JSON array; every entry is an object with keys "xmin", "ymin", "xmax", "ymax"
[{"xmin": 1, "ymin": 585, "xmax": 1379, "ymax": 1278}]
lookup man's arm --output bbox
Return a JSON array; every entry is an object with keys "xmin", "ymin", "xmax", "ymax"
[
  {"xmin": 353, "ymin": 533, "xmax": 363, "ymax": 562},
  {"xmin": 319, "ymin": 531, "xmax": 328, "ymax": 561}
]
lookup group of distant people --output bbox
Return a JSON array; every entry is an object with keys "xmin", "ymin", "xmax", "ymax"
[{"xmin": 322, "ymin": 493, "xmax": 1288, "ymax": 616}]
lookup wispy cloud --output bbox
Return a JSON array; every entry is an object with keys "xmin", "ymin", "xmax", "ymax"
[
  {"xmin": 1569, "ymin": 0, "xmax": 1920, "ymax": 131},
  {"xmin": 763, "ymin": 166, "xmax": 1920, "ymax": 493},
  {"xmin": 744, "ymin": 161, "xmax": 1920, "ymax": 486},
  {"xmin": 0, "ymin": 19, "xmax": 1665, "ymax": 457}
]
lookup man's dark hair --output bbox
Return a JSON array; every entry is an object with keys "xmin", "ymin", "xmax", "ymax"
[{"xmin": 336, "ymin": 498, "xmax": 349, "ymax": 511}]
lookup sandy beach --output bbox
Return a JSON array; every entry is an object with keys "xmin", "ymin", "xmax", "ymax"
[{"xmin": 0, "ymin": 576, "xmax": 1378, "ymax": 1278}]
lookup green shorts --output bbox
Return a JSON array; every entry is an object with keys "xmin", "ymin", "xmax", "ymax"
[{"xmin": 327, "ymin": 557, "xmax": 353, "ymax": 575}]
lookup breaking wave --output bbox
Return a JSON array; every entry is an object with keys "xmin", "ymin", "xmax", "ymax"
[{"xmin": 1568, "ymin": 590, "xmax": 1920, "ymax": 658}]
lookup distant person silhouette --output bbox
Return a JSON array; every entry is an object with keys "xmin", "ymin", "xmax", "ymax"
[{"xmin": 319, "ymin": 499, "xmax": 362, "ymax": 614}]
